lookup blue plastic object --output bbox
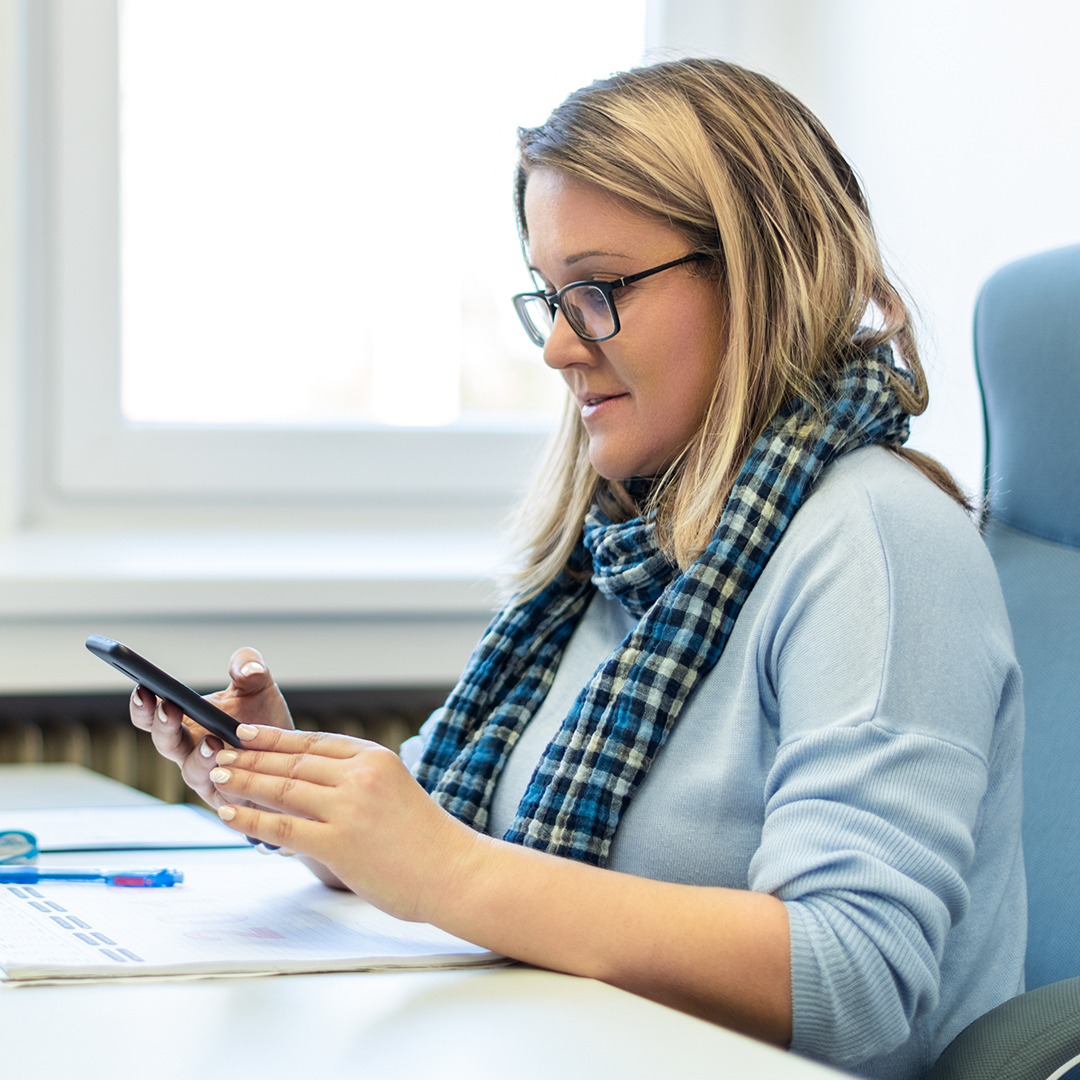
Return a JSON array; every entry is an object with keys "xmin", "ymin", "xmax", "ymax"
[
  {"xmin": 0, "ymin": 830, "xmax": 38, "ymax": 865},
  {"xmin": 975, "ymin": 242, "xmax": 1080, "ymax": 991},
  {"xmin": 0, "ymin": 866, "xmax": 184, "ymax": 887}
]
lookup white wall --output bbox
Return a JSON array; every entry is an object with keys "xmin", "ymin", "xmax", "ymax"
[{"xmin": 650, "ymin": 0, "xmax": 1080, "ymax": 497}]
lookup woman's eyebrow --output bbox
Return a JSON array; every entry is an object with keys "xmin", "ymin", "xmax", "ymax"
[
  {"xmin": 527, "ymin": 251, "xmax": 633, "ymax": 275},
  {"xmin": 564, "ymin": 250, "xmax": 632, "ymax": 266}
]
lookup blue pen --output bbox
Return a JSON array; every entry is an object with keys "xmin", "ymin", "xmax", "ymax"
[{"xmin": 0, "ymin": 867, "xmax": 183, "ymax": 887}]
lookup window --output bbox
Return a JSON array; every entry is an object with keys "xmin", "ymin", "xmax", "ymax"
[{"xmin": 44, "ymin": 0, "xmax": 647, "ymax": 505}]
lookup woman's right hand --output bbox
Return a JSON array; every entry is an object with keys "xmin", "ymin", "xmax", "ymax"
[{"xmin": 129, "ymin": 647, "xmax": 294, "ymax": 809}]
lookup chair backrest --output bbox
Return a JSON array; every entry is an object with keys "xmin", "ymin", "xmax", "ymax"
[{"xmin": 974, "ymin": 243, "xmax": 1080, "ymax": 990}]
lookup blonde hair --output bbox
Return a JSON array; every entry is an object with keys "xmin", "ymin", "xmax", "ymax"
[{"xmin": 510, "ymin": 59, "xmax": 966, "ymax": 598}]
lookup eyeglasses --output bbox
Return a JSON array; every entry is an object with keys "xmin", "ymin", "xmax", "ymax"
[{"xmin": 511, "ymin": 253, "xmax": 706, "ymax": 347}]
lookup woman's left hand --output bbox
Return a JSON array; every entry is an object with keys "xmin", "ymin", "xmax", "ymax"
[{"xmin": 208, "ymin": 724, "xmax": 485, "ymax": 922}]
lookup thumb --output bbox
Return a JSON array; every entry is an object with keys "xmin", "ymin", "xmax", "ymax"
[{"xmin": 227, "ymin": 647, "xmax": 271, "ymax": 693}]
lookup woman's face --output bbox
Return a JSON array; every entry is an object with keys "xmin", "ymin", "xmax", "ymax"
[{"xmin": 523, "ymin": 168, "xmax": 725, "ymax": 480}]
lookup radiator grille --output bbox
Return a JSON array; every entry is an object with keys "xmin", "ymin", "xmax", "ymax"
[{"xmin": 0, "ymin": 689, "xmax": 443, "ymax": 803}]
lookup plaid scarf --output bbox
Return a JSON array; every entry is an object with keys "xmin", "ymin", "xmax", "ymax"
[{"xmin": 415, "ymin": 350, "xmax": 912, "ymax": 866}]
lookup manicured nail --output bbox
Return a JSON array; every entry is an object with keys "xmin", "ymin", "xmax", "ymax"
[
  {"xmin": 215, "ymin": 750, "xmax": 238, "ymax": 765},
  {"xmin": 155, "ymin": 702, "xmax": 171, "ymax": 724},
  {"xmin": 239, "ymin": 661, "xmax": 266, "ymax": 678},
  {"xmin": 237, "ymin": 724, "xmax": 258, "ymax": 740},
  {"xmin": 198, "ymin": 740, "xmax": 215, "ymax": 758},
  {"xmin": 209, "ymin": 768, "xmax": 231, "ymax": 784},
  {"xmin": 132, "ymin": 687, "xmax": 143, "ymax": 707},
  {"xmin": 217, "ymin": 805, "xmax": 237, "ymax": 821}
]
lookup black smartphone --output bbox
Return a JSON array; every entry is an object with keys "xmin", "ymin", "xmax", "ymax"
[{"xmin": 85, "ymin": 635, "xmax": 241, "ymax": 748}]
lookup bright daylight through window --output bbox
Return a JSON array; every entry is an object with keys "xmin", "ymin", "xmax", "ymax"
[{"xmin": 119, "ymin": 1, "xmax": 647, "ymax": 428}]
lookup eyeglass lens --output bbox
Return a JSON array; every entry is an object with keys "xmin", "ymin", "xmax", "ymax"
[
  {"xmin": 515, "ymin": 284, "xmax": 615, "ymax": 346},
  {"xmin": 561, "ymin": 285, "xmax": 614, "ymax": 341},
  {"xmin": 515, "ymin": 295, "xmax": 554, "ymax": 346}
]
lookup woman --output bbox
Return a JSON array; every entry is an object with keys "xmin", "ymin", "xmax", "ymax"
[{"xmin": 132, "ymin": 60, "xmax": 1025, "ymax": 1079}]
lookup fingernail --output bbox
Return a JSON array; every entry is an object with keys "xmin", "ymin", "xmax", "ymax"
[
  {"xmin": 278, "ymin": 848, "xmax": 296, "ymax": 857},
  {"xmin": 239, "ymin": 661, "xmax": 266, "ymax": 678},
  {"xmin": 217, "ymin": 805, "xmax": 237, "ymax": 821},
  {"xmin": 155, "ymin": 702, "xmax": 170, "ymax": 724},
  {"xmin": 132, "ymin": 688, "xmax": 143, "ymax": 707},
  {"xmin": 215, "ymin": 750, "xmax": 238, "ymax": 765},
  {"xmin": 237, "ymin": 724, "xmax": 258, "ymax": 740},
  {"xmin": 257, "ymin": 844, "xmax": 276, "ymax": 855},
  {"xmin": 198, "ymin": 740, "xmax": 215, "ymax": 758},
  {"xmin": 209, "ymin": 767, "xmax": 231, "ymax": 783}
]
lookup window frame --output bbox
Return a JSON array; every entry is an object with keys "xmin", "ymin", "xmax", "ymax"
[{"xmin": 43, "ymin": 0, "xmax": 548, "ymax": 509}]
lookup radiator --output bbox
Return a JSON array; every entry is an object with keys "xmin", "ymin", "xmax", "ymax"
[{"xmin": 0, "ymin": 691, "xmax": 439, "ymax": 803}]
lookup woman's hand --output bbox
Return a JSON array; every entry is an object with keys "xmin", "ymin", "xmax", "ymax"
[
  {"xmin": 128, "ymin": 647, "xmax": 294, "ymax": 810},
  {"xmin": 207, "ymin": 725, "xmax": 791, "ymax": 1044},
  {"xmin": 206, "ymin": 725, "xmax": 485, "ymax": 922}
]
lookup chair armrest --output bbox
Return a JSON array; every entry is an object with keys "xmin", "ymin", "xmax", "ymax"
[{"xmin": 926, "ymin": 977, "xmax": 1080, "ymax": 1080}]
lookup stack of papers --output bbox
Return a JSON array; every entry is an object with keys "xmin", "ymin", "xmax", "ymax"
[{"xmin": 0, "ymin": 855, "xmax": 504, "ymax": 983}]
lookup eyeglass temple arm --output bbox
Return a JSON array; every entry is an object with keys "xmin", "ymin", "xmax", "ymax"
[{"xmin": 612, "ymin": 252, "xmax": 706, "ymax": 289}]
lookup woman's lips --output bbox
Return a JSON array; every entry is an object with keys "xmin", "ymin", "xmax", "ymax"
[{"xmin": 580, "ymin": 392, "xmax": 629, "ymax": 419}]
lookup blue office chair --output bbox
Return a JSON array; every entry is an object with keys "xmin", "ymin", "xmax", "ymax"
[{"xmin": 926, "ymin": 243, "xmax": 1080, "ymax": 1079}]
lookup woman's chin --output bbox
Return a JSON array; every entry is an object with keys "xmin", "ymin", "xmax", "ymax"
[
  {"xmin": 588, "ymin": 444, "xmax": 666, "ymax": 483},
  {"xmin": 590, "ymin": 456, "xmax": 636, "ymax": 483}
]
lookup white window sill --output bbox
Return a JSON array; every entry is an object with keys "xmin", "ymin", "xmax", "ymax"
[
  {"xmin": 0, "ymin": 527, "xmax": 505, "ymax": 617},
  {"xmin": 0, "ymin": 528, "xmax": 505, "ymax": 694}
]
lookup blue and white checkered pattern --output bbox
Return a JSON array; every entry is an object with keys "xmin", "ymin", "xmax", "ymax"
[{"xmin": 415, "ymin": 350, "xmax": 912, "ymax": 865}]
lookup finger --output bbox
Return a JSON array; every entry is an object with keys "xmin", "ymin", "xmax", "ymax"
[
  {"xmin": 179, "ymin": 735, "xmax": 226, "ymax": 800},
  {"xmin": 208, "ymin": 765, "xmax": 328, "ymax": 820},
  {"xmin": 198, "ymin": 735, "xmax": 224, "ymax": 761},
  {"xmin": 197, "ymin": 736, "xmax": 292, "ymax": 812},
  {"xmin": 213, "ymin": 746, "xmax": 343, "ymax": 786},
  {"xmin": 217, "ymin": 802, "xmax": 321, "ymax": 853},
  {"xmin": 227, "ymin": 647, "xmax": 272, "ymax": 695},
  {"xmin": 130, "ymin": 685, "xmax": 155, "ymax": 732},
  {"xmin": 150, "ymin": 698, "xmax": 196, "ymax": 764},
  {"xmin": 233, "ymin": 724, "xmax": 362, "ymax": 759}
]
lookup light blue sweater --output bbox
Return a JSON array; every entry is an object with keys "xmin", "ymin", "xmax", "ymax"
[{"xmin": 407, "ymin": 446, "xmax": 1026, "ymax": 1079}]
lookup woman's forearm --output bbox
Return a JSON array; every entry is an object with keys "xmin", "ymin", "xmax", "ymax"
[
  {"xmin": 209, "ymin": 727, "xmax": 792, "ymax": 1045},
  {"xmin": 438, "ymin": 831, "xmax": 792, "ymax": 1045}
]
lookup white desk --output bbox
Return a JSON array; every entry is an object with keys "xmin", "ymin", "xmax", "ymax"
[
  {"xmin": 0, "ymin": 765, "xmax": 844, "ymax": 1080},
  {"xmin": 0, "ymin": 762, "xmax": 162, "ymax": 809}
]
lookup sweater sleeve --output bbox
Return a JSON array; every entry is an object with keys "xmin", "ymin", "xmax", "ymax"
[
  {"xmin": 753, "ymin": 723, "xmax": 987, "ymax": 1065},
  {"xmin": 746, "ymin": 463, "xmax": 1016, "ymax": 1068}
]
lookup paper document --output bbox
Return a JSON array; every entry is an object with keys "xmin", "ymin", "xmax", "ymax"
[
  {"xmin": 0, "ymin": 804, "xmax": 250, "ymax": 851},
  {"xmin": 0, "ymin": 855, "xmax": 502, "ymax": 983}
]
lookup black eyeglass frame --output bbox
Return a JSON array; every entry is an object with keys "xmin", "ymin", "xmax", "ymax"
[{"xmin": 511, "ymin": 252, "xmax": 707, "ymax": 347}]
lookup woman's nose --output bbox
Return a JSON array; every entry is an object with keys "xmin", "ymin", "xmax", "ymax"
[{"xmin": 542, "ymin": 310, "xmax": 597, "ymax": 371}]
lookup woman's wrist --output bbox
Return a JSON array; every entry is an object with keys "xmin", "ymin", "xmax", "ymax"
[
  {"xmin": 298, "ymin": 854, "xmax": 348, "ymax": 890},
  {"xmin": 407, "ymin": 813, "xmax": 500, "ymax": 927}
]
